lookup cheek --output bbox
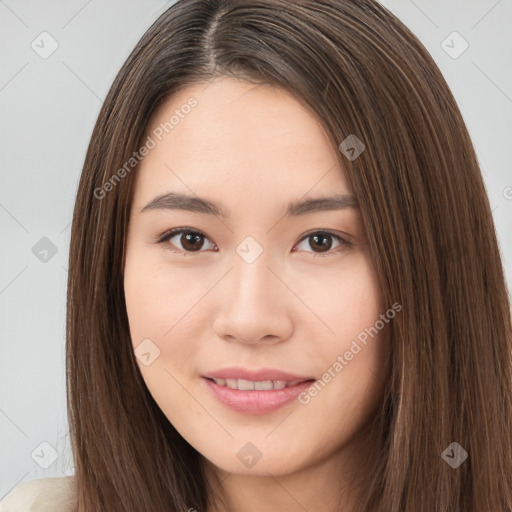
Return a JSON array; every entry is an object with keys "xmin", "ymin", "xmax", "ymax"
[
  {"xmin": 123, "ymin": 251, "xmax": 209, "ymax": 397},
  {"xmin": 123, "ymin": 262, "xmax": 202, "ymax": 421},
  {"xmin": 310, "ymin": 253, "xmax": 384, "ymax": 350},
  {"xmin": 300, "ymin": 253, "xmax": 388, "ymax": 411},
  {"xmin": 124, "ymin": 248, "xmax": 198, "ymax": 342},
  {"xmin": 124, "ymin": 276, "xmax": 198, "ymax": 367}
]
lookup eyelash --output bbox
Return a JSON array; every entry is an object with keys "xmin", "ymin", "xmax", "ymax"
[{"xmin": 154, "ymin": 227, "xmax": 353, "ymax": 257}]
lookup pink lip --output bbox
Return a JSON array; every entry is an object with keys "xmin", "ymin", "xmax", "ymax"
[
  {"xmin": 201, "ymin": 367, "xmax": 316, "ymax": 415},
  {"xmin": 202, "ymin": 378, "xmax": 315, "ymax": 414},
  {"xmin": 203, "ymin": 367, "xmax": 314, "ymax": 382}
]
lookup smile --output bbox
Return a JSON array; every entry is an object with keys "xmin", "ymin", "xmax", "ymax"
[
  {"xmin": 208, "ymin": 378, "xmax": 305, "ymax": 390},
  {"xmin": 202, "ymin": 376, "xmax": 316, "ymax": 414}
]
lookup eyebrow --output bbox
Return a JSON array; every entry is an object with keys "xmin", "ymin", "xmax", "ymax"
[{"xmin": 140, "ymin": 192, "xmax": 359, "ymax": 217}]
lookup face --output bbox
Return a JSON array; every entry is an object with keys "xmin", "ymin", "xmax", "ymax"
[{"xmin": 123, "ymin": 76, "xmax": 389, "ymax": 480}]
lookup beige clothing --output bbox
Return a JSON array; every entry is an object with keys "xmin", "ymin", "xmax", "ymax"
[{"xmin": 0, "ymin": 477, "xmax": 77, "ymax": 512}]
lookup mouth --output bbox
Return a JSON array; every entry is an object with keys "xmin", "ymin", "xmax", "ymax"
[
  {"xmin": 205, "ymin": 377, "xmax": 313, "ymax": 390},
  {"xmin": 202, "ymin": 367, "xmax": 315, "ymax": 384},
  {"xmin": 201, "ymin": 368, "xmax": 317, "ymax": 414}
]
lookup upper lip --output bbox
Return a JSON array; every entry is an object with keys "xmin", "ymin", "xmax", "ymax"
[{"xmin": 203, "ymin": 367, "xmax": 315, "ymax": 382}]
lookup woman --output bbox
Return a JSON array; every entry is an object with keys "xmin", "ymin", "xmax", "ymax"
[{"xmin": 2, "ymin": 0, "xmax": 511, "ymax": 510}]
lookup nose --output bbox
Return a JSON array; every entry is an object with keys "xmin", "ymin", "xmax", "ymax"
[{"xmin": 212, "ymin": 252, "xmax": 294, "ymax": 345}]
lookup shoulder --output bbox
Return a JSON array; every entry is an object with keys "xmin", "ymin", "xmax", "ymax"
[{"xmin": 0, "ymin": 476, "xmax": 77, "ymax": 512}]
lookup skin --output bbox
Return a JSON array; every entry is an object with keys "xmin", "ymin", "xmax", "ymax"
[{"xmin": 123, "ymin": 76, "xmax": 389, "ymax": 512}]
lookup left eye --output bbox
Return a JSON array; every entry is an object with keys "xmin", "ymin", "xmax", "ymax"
[
  {"xmin": 294, "ymin": 230, "xmax": 350, "ymax": 256},
  {"xmin": 156, "ymin": 228, "xmax": 351, "ymax": 256}
]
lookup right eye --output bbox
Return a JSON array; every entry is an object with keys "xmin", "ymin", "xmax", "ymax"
[{"xmin": 157, "ymin": 228, "xmax": 217, "ymax": 254}]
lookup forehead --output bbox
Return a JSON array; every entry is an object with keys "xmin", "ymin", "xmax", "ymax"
[{"xmin": 133, "ymin": 77, "xmax": 352, "ymax": 206}]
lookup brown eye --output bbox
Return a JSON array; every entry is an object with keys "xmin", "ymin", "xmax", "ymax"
[
  {"xmin": 178, "ymin": 231, "xmax": 205, "ymax": 251},
  {"xmin": 294, "ymin": 231, "xmax": 351, "ymax": 256},
  {"xmin": 308, "ymin": 233, "xmax": 333, "ymax": 252},
  {"xmin": 159, "ymin": 229, "xmax": 215, "ymax": 253}
]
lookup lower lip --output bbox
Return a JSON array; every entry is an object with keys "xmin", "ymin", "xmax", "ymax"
[{"xmin": 202, "ymin": 377, "xmax": 315, "ymax": 415}]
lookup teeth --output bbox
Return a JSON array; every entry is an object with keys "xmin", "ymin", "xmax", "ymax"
[
  {"xmin": 255, "ymin": 381, "xmax": 273, "ymax": 390},
  {"xmin": 225, "ymin": 379, "xmax": 238, "ymax": 389},
  {"xmin": 211, "ymin": 378, "xmax": 302, "ymax": 390},
  {"xmin": 273, "ymin": 380, "xmax": 287, "ymax": 390},
  {"xmin": 238, "ymin": 379, "xmax": 254, "ymax": 390}
]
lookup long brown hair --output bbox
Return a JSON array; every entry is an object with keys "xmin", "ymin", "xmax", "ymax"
[{"xmin": 66, "ymin": 0, "xmax": 512, "ymax": 510}]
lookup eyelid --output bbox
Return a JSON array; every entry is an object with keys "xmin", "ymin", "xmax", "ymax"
[
  {"xmin": 154, "ymin": 227, "xmax": 353, "ymax": 256},
  {"xmin": 299, "ymin": 228, "xmax": 353, "ymax": 245}
]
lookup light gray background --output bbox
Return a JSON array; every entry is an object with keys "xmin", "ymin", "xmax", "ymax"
[{"xmin": 1, "ymin": 0, "xmax": 511, "ymax": 499}]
